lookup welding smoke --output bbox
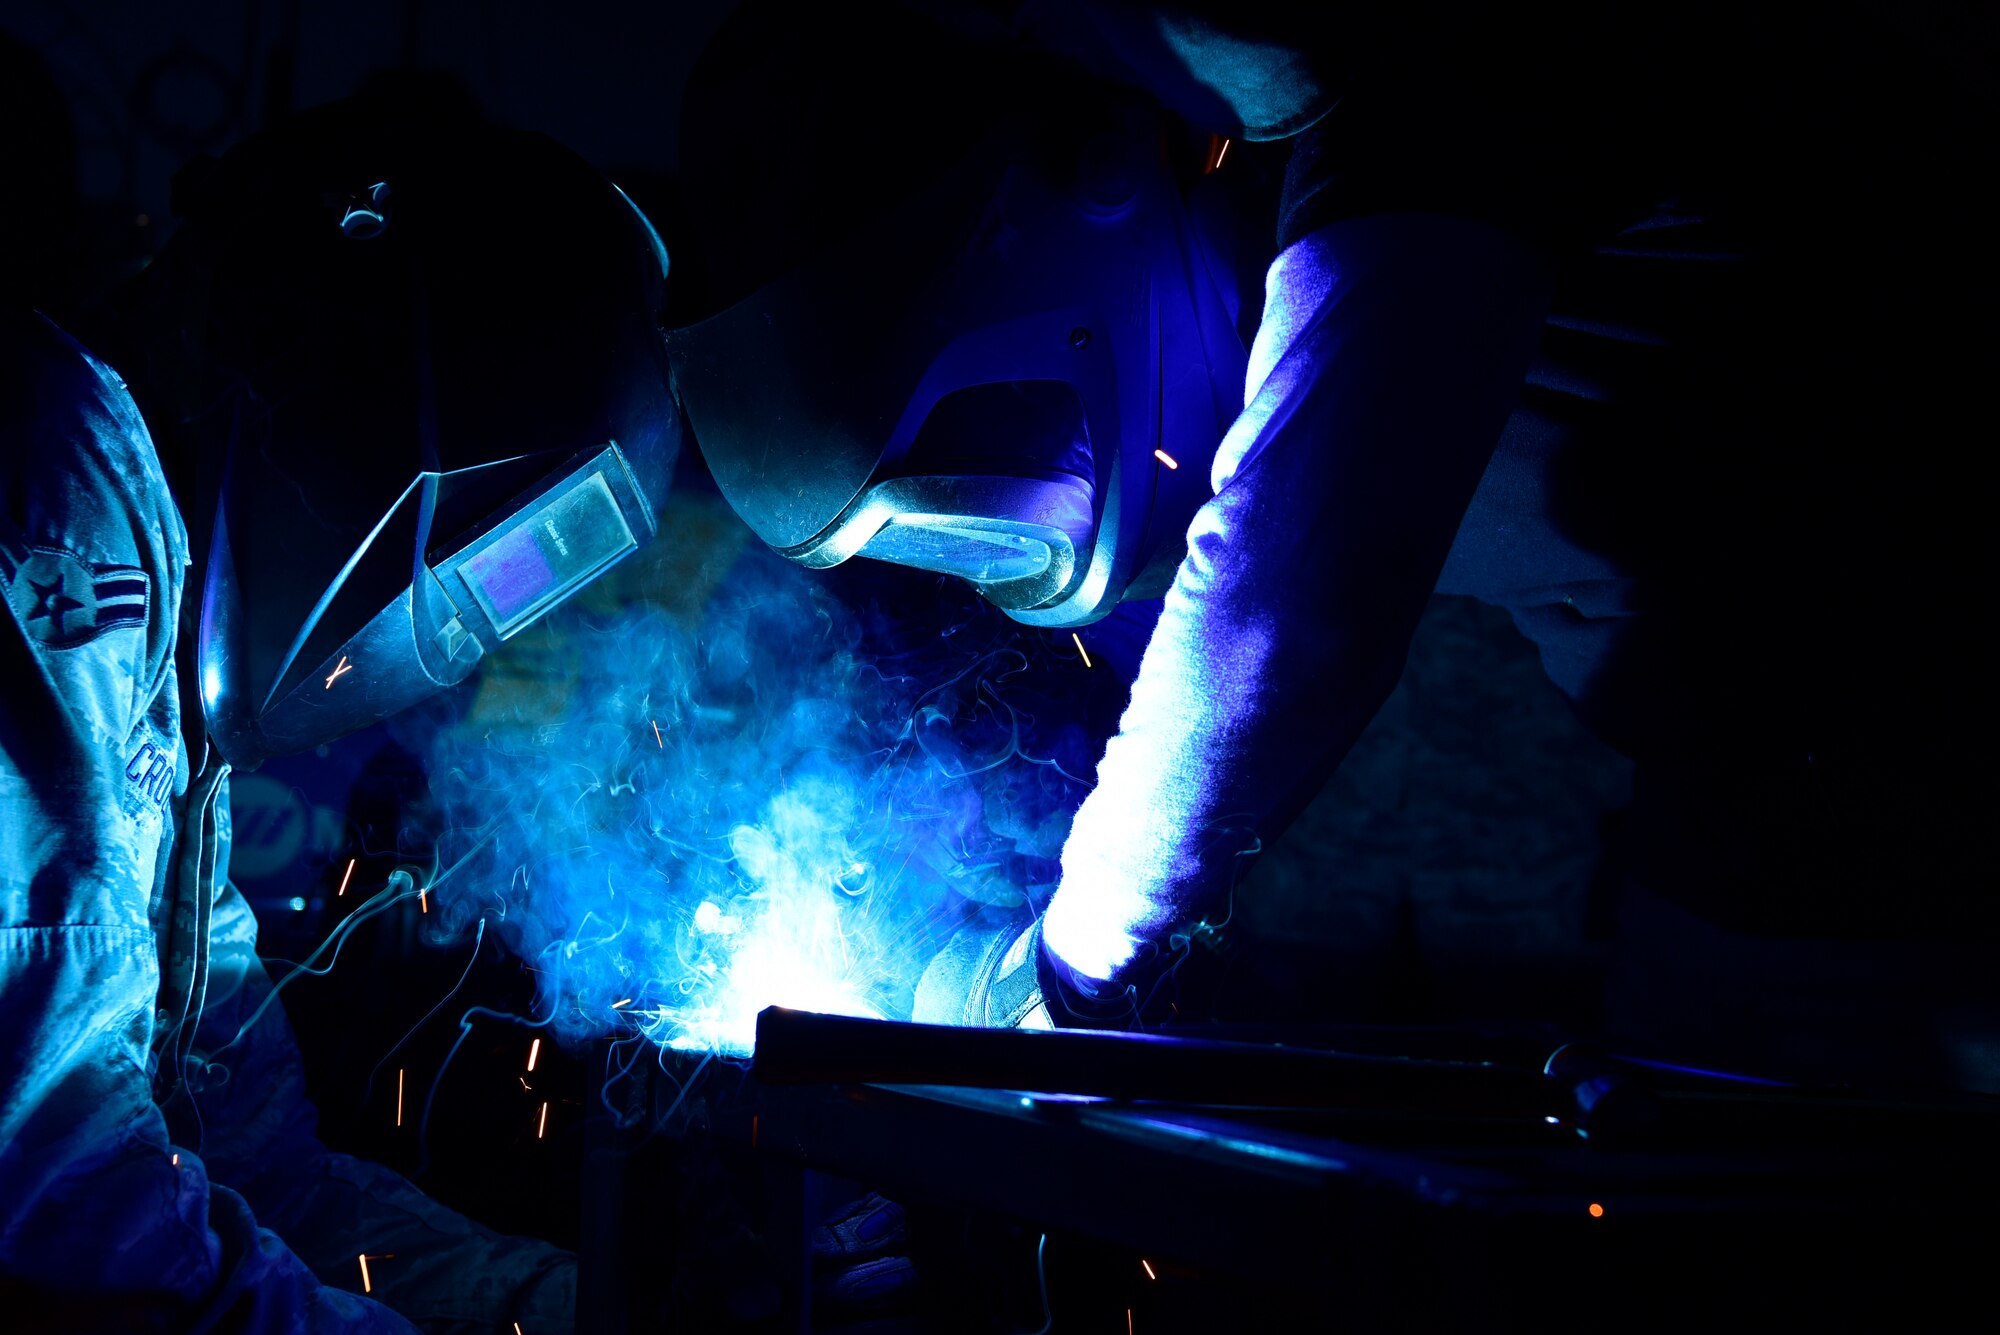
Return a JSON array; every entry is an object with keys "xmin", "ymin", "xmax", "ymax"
[{"xmin": 422, "ymin": 497, "xmax": 1123, "ymax": 1055}]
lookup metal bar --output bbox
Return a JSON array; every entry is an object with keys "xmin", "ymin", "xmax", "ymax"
[
  {"xmin": 759, "ymin": 1159, "xmax": 822, "ymax": 1335},
  {"xmin": 578, "ymin": 1046, "xmax": 629, "ymax": 1335},
  {"xmin": 733, "ymin": 1079, "xmax": 1418, "ymax": 1284},
  {"xmin": 752, "ymin": 1008, "xmax": 1558, "ymax": 1116}
]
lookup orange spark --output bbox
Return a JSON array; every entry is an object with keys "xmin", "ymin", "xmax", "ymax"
[
  {"xmin": 537, "ymin": 1101, "xmax": 549, "ymax": 1139},
  {"xmin": 1153, "ymin": 448, "xmax": 1179, "ymax": 470},
  {"xmin": 419, "ymin": 887, "xmax": 428, "ymax": 913},
  {"xmin": 519, "ymin": 1077, "xmax": 532, "ymax": 1091},
  {"xmin": 359, "ymin": 1253, "xmax": 371, "ymax": 1293},
  {"xmin": 337, "ymin": 858, "xmax": 356, "ymax": 898},
  {"xmin": 526, "ymin": 1037, "xmax": 541, "ymax": 1072},
  {"xmin": 1588, "ymin": 1202, "xmax": 1605, "ymax": 1218},
  {"xmin": 1214, "ymin": 138, "xmax": 1231, "ymax": 168},
  {"xmin": 652, "ymin": 719, "xmax": 663, "ymax": 747},
  {"xmin": 171, "ymin": 1152, "xmax": 179, "ymax": 1167},
  {"xmin": 1071, "ymin": 632, "xmax": 1093, "ymax": 668},
  {"xmin": 1142, "ymin": 1258, "xmax": 1157, "ymax": 1281},
  {"xmin": 515, "ymin": 1325, "xmax": 524, "ymax": 1335},
  {"xmin": 396, "ymin": 1068, "xmax": 404, "ymax": 1127},
  {"xmin": 324, "ymin": 655, "xmax": 353, "ymax": 688}
]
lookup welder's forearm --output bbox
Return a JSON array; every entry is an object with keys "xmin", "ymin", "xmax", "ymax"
[
  {"xmin": 1047, "ymin": 215, "xmax": 1557, "ymax": 982},
  {"xmin": 1047, "ymin": 461, "xmax": 1420, "ymax": 980},
  {"xmin": 1049, "ymin": 549, "xmax": 1404, "ymax": 980}
]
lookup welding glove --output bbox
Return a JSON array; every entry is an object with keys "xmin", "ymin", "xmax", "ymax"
[
  {"xmin": 916, "ymin": 907, "xmax": 1054, "ymax": 1029},
  {"xmin": 812, "ymin": 1192, "xmax": 920, "ymax": 1324},
  {"xmin": 914, "ymin": 909, "xmax": 1174, "ymax": 1031}
]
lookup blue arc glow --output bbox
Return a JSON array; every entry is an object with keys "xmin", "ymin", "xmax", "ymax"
[{"xmin": 423, "ymin": 533, "xmax": 1106, "ymax": 1056}]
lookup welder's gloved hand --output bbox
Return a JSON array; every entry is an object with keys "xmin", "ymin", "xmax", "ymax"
[
  {"xmin": 812, "ymin": 1193, "xmax": 921, "ymax": 1331},
  {"xmin": 913, "ymin": 909, "xmax": 1169, "ymax": 1030},
  {"xmin": 915, "ymin": 909, "xmax": 1053, "ymax": 1029}
]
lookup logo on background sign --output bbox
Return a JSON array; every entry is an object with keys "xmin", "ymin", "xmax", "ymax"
[
  {"xmin": 228, "ymin": 773, "xmax": 347, "ymax": 883},
  {"xmin": 5, "ymin": 547, "xmax": 148, "ymax": 649}
]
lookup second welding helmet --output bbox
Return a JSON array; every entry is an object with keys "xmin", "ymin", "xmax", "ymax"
[
  {"xmin": 141, "ymin": 88, "xmax": 677, "ymax": 767},
  {"xmin": 665, "ymin": 31, "xmax": 1248, "ymax": 629}
]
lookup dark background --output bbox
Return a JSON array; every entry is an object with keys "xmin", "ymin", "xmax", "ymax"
[{"xmin": 5, "ymin": 0, "xmax": 1631, "ymax": 1296}]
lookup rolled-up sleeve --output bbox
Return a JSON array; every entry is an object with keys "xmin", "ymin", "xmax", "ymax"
[{"xmin": 1045, "ymin": 216, "xmax": 1556, "ymax": 980}]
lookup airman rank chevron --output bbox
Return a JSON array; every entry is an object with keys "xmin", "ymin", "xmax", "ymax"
[{"xmin": 3, "ymin": 546, "xmax": 150, "ymax": 649}]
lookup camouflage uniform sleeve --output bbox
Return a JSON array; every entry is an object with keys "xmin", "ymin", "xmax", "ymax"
[{"xmin": 0, "ymin": 310, "xmax": 416, "ymax": 1332}]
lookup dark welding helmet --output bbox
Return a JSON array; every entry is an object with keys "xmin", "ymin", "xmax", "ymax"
[
  {"xmin": 665, "ymin": 100, "xmax": 1247, "ymax": 627},
  {"xmin": 142, "ymin": 91, "xmax": 676, "ymax": 767}
]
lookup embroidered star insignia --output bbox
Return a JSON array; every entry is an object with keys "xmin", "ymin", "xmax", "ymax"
[{"xmin": 27, "ymin": 575, "xmax": 85, "ymax": 634}]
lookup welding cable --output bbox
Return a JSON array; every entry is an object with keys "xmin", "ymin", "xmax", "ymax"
[
  {"xmin": 363, "ymin": 918, "xmax": 487, "ymax": 1106},
  {"xmin": 415, "ymin": 1001, "xmax": 559, "ymax": 1176},
  {"xmin": 651, "ymin": 1049, "xmax": 714, "ymax": 1131},
  {"xmin": 907, "ymin": 649, "xmax": 1090, "ymax": 785},
  {"xmin": 644, "ymin": 1031, "xmax": 740, "ymax": 1127},
  {"xmin": 213, "ymin": 826, "xmax": 504, "ymax": 1061},
  {"xmin": 595, "ymin": 1033, "xmax": 652, "ymax": 1127},
  {"xmin": 204, "ymin": 869, "xmax": 427, "ymax": 1062},
  {"xmin": 596, "ymin": 1030, "xmax": 703, "ymax": 1131},
  {"xmin": 1004, "ymin": 1234, "xmax": 1051, "ymax": 1335}
]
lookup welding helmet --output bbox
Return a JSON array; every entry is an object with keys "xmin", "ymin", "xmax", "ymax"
[
  {"xmin": 666, "ymin": 95, "xmax": 1248, "ymax": 628},
  {"xmin": 142, "ymin": 90, "xmax": 676, "ymax": 767}
]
